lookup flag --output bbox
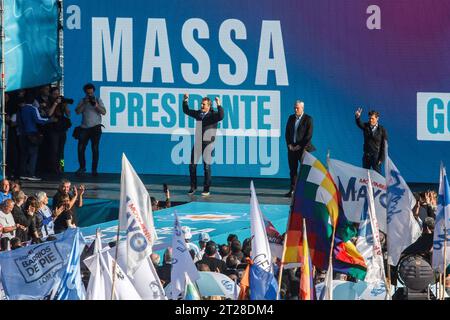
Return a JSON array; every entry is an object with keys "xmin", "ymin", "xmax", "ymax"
[
  {"xmin": 300, "ymin": 219, "xmax": 314, "ymax": 300},
  {"xmin": 249, "ymin": 262, "xmax": 278, "ymax": 300},
  {"xmin": 250, "ymin": 181, "xmax": 273, "ymax": 272},
  {"xmin": 384, "ymin": 148, "xmax": 421, "ymax": 266},
  {"xmin": 53, "ymin": 229, "xmax": 87, "ymax": 300},
  {"xmin": 320, "ymin": 263, "xmax": 333, "ymax": 300},
  {"xmin": 119, "ymin": 154, "xmax": 157, "ymax": 275},
  {"xmin": 171, "ymin": 214, "xmax": 200, "ymax": 300},
  {"xmin": 105, "ymin": 252, "xmax": 142, "ymax": 300},
  {"xmin": 356, "ymin": 172, "xmax": 386, "ymax": 284},
  {"xmin": 85, "ymin": 230, "xmax": 107, "ymax": 300},
  {"xmin": 283, "ymin": 151, "xmax": 367, "ymax": 280},
  {"xmin": 432, "ymin": 164, "xmax": 450, "ymax": 272},
  {"xmin": 263, "ymin": 214, "xmax": 284, "ymax": 260},
  {"xmin": 83, "ymin": 246, "xmax": 142, "ymax": 300},
  {"xmin": 183, "ymin": 274, "xmax": 201, "ymax": 300},
  {"xmin": 328, "ymin": 158, "xmax": 388, "ymax": 232},
  {"xmin": 0, "ymin": 228, "xmax": 84, "ymax": 300},
  {"xmin": 109, "ymin": 241, "xmax": 166, "ymax": 300},
  {"xmin": 238, "ymin": 263, "xmax": 250, "ymax": 300}
]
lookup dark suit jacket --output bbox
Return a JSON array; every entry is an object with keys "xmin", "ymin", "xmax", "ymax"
[
  {"xmin": 285, "ymin": 113, "xmax": 315, "ymax": 152},
  {"xmin": 355, "ymin": 117, "xmax": 388, "ymax": 163},
  {"xmin": 183, "ymin": 101, "xmax": 224, "ymax": 143}
]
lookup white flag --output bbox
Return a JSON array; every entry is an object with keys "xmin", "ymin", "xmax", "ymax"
[
  {"xmin": 328, "ymin": 158, "xmax": 387, "ymax": 232},
  {"xmin": 432, "ymin": 164, "xmax": 450, "ymax": 272},
  {"xmin": 385, "ymin": 154, "xmax": 421, "ymax": 266},
  {"xmin": 356, "ymin": 172, "xmax": 386, "ymax": 284},
  {"xmin": 119, "ymin": 154, "xmax": 157, "ymax": 275},
  {"xmin": 320, "ymin": 263, "xmax": 333, "ymax": 300},
  {"xmin": 171, "ymin": 214, "xmax": 200, "ymax": 300},
  {"xmin": 84, "ymin": 247, "xmax": 142, "ymax": 300},
  {"xmin": 111, "ymin": 241, "xmax": 166, "ymax": 300},
  {"xmin": 250, "ymin": 181, "xmax": 273, "ymax": 273},
  {"xmin": 105, "ymin": 252, "xmax": 142, "ymax": 300},
  {"xmin": 85, "ymin": 230, "xmax": 107, "ymax": 300}
]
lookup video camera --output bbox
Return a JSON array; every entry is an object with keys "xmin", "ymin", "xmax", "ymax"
[{"xmin": 59, "ymin": 96, "xmax": 74, "ymax": 104}]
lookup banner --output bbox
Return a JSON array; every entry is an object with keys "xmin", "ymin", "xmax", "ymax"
[
  {"xmin": 61, "ymin": 0, "xmax": 450, "ymax": 182},
  {"xmin": 328, "ymin": 158, "xmax": 387, "ymax": 232},
  {"xmin": 0, "ymin": 228, "xmax": 82, "ymax": 300},
  {"xmin": 4, "ymin": 0, "xmax": 61, "ymax": 91}
]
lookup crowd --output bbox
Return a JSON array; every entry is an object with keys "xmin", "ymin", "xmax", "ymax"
[
  {"xmin": 0, "ymin": 172, "xmax": 447, "ymax": 299},
  {"xmin": 0, "ymin": 178, "xmax": 84, "ymax": 251}
]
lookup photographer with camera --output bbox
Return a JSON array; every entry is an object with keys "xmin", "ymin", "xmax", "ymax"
[
  {"xmin": 75, "ymin": 83, "xmax": 106, "ymax": 176},
  {"xmin": 43, "ymin": 87, "xmax": 73, "ymax": 175}
]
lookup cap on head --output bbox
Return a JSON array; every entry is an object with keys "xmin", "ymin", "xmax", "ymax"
[
  {"xmin": 181, "ymin": 226, "xmax": 192, "ymax": 240},
  {"xmin": 198, "ymin": 232, "xmax": 210, "ymax": 242}
]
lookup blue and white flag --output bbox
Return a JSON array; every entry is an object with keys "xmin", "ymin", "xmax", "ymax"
[
  {"xmin": 432, "ymin": 164, "xmax": 450, "ymax": 273},
  {"xmin": 0, "ymin": 228, "xmax": 85, "ymax": 300},
  {"xmin": 356, "ymin": 172, "xmax": 386, "ymax": 285},
  {"xmin": 250, "ymin": 181, "xmax": 273, "ymax": 273},
  {"xmin": 249, "ymin": 263, "xmax": 278, "ymax": 300},
  {"xmin": 385, "ymin": 148, "xmax": 421, "ymax": 266},
  {"xmin": 171, "ymin": 214, "xmax": 200, "ymax": 300},
  {"xmin": 53, "ymin": 229, "xmax": 86, "ymax": 300},
  {"xmin": 328, "ymin": 158, "xmax": 388, "ymax": 232},
  {"xmin": 119, "ymin": 154, "xmax": 157, "ymax": 275}
]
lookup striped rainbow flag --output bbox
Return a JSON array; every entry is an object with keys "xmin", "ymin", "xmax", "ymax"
[
  {"xmin": 283, "ymin": 151, "xmax": 367, "ymax": 280},
  {"xmin": 300, "ymin": 219, "xmax": 314, "ymax": 300}
]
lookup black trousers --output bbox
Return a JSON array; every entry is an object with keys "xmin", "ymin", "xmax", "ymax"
[
  {"xmin": 6, "ymin": 126, "xmax": 20, "ymax": 178},
  {"xmin": 78, "ymin": 126, "xmax": 102, "ymax": 171},
  {"xmin": 288, "ymin": 149, "xmax": 303, "ymax": 191},
  {"xmin": 189, "ymin": 142, "xmax": 213, "ymax": 189},
  {"xmin": 48, "ymin": 130, "xmax": 67, "ymax": 174},
  {"xmin": 362, "ymin": 153, "xmax": 381, "ymax": 174}
]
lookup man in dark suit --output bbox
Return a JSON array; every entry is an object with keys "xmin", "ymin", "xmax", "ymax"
[
  {"xmin": 285, "ymin": 100, "xmax": 315, "ymax": 197},
  {"xmin": 354, "ymin": 108, "xmax": 388, "ymax": 174},
  {"xmin": 183, "ymin": 94, "xmax": 224, "ymax": 197}
]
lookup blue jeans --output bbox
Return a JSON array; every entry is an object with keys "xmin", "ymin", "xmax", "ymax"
[{"xmin": 19, "ymin": 134, "xmax": 39, "ymax": 177}]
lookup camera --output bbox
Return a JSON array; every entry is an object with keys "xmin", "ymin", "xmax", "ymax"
[
  {"xmin": 59, "ymin": 96, "xmax": 74, "ymax": 104},
  {"xmin": 88, "ymin": 96, "xmax": 97, "ymax": 106}
]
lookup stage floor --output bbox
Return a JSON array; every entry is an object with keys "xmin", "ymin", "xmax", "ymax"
[
  {"xmin": 19, "ymin": 173, "xmax": 296, "ymax": 206},
  {"xmin": 19, "ymin": 173, "xmax": 437, "ymax": 206}
]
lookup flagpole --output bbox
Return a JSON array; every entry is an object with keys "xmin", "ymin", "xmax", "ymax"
[
  {"xmin": 442, "ymin": 225, "xmax": 447, "ymax": 300},
  {"xmin": 276, "ymin": 232, "xmax": 288, "ymax": 300},
  {"xmin": 277, "ymin": 152, "xmax": 302, "ymax": 300},
  {"xmin": 110, "ymin": 222, "xmax": 121, "ymax": 300},
  {"xmin": 325, "ymin": 149, "xmax": 337, "ymax": 299}
]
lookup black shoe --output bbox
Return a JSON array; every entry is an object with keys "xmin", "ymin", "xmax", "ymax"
[
  {"xmin": 76, "ymin": 168, "xmax": 86, "ymax": 176},
  {"xmin": 92, "ymin": 171, "xmax": 98, "ymax": 177},
  {"xmin": 284, "ymin": 190, "xmax": 294, "ymax": 198},
  {"xmin": 188, "ymin": 187, "xmax": 197, "ymax": 195}
]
